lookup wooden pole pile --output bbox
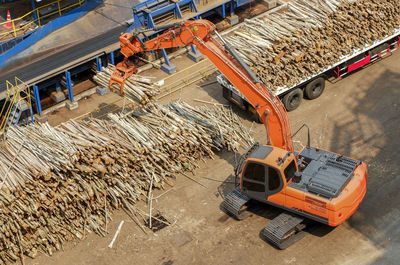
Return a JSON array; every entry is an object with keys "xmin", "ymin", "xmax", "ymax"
[
  {"xmin": 93, "ymin": 64, "xmax": 160, "ymax": 105},
  {"xmin": 226, "ymin": 0, "xmax": 400, "ymax": 90},
  {"xmin": 0, "ymin": 102, "xmax": 252, "ymax": 263}
]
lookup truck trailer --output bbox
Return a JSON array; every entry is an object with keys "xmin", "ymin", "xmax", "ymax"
[{"xmin": 218, "ymin": 29, "xmax": 400, "ymax": 115}]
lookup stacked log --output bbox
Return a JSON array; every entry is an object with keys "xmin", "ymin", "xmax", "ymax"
[
  {"xmin": 93, "ymin": 64, "xmax": 160, "ymax": 105},
  {"xmin": 227, "ymin": 0, "xmax": 400, "ymax": 90},
  {"xmin": 0, "ymin": 102, "xmax": 253, "ymax": 263}
]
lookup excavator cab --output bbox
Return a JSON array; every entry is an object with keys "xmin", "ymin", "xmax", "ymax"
[
  {"xmin": 225, "ymin": 142, "xmax": 367, "ymax": 249},
  {"xmin": 236, "ymin": 143, "xmax": 297, "ymax": 203}
]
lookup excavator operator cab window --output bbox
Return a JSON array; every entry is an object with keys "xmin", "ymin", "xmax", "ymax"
[
  {"xmin": 242, "ymin": 162, "xmax": 265, "ymax": 193},
  {"xmin": 284, "ymin": 160, "xmax": 297, "ymax": 182},
  {"xmin": 268, "ymin": 167, "xmax": 281, "ymax": 191},
  {"xmin": 242, "ymin": 162, "xmax": 283, "ymax": 198}
]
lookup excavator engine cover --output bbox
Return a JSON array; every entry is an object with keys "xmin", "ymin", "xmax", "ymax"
[{"xmin": 292, "ymin": 147, "xmax": 361, "ymax": 199}]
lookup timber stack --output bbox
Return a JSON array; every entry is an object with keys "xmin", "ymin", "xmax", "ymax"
[
  {"xmin": 227, "ymin": 0, "xmax": 400, "ymax": 90},
  {"xmin": 0, "ymin": 102, "xmax": 253, "ymax": 263},
  {"xmin": 93, "ymin": 64, "xmax": 160, "ymax": 105}
]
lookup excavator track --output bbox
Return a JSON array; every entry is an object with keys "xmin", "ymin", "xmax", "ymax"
[
  {"xmin": 261, "ymin": 212, "xmax": 307, "ymax": 250},
  {"xmin": 220, "ymin": 188, "xmax": 252, "ymax": 220}
]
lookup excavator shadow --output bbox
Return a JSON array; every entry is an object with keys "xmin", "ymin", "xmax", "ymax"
[
  {"xmin": 217, "ymin": 188, "xmax": 335, "ymax": 249},
  {"xmin": 247, "ymin": 201, "xmax": 335, "ymax": 249},
  {"xmin": 197, "ymin": 74, "xmax": 260, "ymax": 123},
  {"xmin": 248, "ymin": 201, "xmax": 335, "ymax": 239},
  {"xmin": 216, "ymin": 173, "xmax": 237, "ymax": 200}
]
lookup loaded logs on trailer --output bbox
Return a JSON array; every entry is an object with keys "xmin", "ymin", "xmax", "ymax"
[
  {"xmin": 0, "ymin": 102, "xmax": 252, "ymax": 263},
  {"xmin": 227, "ymin": 0, "xmax": 400, "ymax": 90}
]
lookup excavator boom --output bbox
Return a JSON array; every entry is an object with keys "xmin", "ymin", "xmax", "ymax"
[{"xmin": 110, "ymin": 20, "xmax": 293, "ymax": 152}]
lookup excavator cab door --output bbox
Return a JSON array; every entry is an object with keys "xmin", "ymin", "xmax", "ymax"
[{"xmin": 241, "ymin": 161, "xmax": 283, "ymax": 202}]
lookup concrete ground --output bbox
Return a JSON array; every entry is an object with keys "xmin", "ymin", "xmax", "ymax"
[{"xmin": 23, "ymin": 39, "xmax": 400, "ymax": 265}]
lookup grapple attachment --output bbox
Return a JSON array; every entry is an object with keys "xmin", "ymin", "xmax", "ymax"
[{"xmin": 109, "ymin": 60, "xmax": 138, "ymax": 95}]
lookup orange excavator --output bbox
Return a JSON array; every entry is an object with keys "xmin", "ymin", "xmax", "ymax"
[{"xmin": 110, "ymin": 20, "xmax": 367, "ymax": 249}]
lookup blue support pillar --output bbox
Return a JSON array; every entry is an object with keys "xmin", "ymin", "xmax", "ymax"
[
  {"xmin": 190, "ymin": 0, "xmax": 198, "ymax": 12},
  {"xmin": 31, "ymin": 0, "xmax": 38, "ymax": 25},
  {"xmin": 188, "ymin": 44, "xmax": 204, "ymax": 62},
  {"xmin": 110, "ymin": 51, "xmax": 115, "ymax": 65},
  {"xmin": 221, "ymin": 3, "xmax": 226, "ymax": 18},
  {"xmin": 174, "ymin": 3, "xmax": 183, "ymax": 18},
  {"xmin": 147, "ymin": 13, "xmax": 155, "ymax": 28},
  {"xmin": 134, "ymin": 13, "xmax": 141, "ymax": 29},
  {"xmin": 161, "ymin": 48, "xmax": 176, "ymax": 74},
  {"xmin": 227, "ymin": 2, "xmax": 239, "ymax": 26},
  {"xmin": 96, "ymin": 57, "xmax": 102, "ymax": 72},
  {"xmin": 30, "ymin": 108, "xmax": 34, "ymax": 124},
  {"xmin": 56, "ymin": 81, "xmax": 61, "ymax": 92},
  {"xmin": 65, "ymin": 71, "xmax": 74, "ymax": 102},
  {"xmin": 32, "ymin": 85, "xmax": 42, "ymax": 116}
]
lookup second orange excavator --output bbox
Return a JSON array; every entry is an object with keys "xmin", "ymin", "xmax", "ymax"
[{"xmin": 110, "ymin": 20, "xmax": 367, "ymax": 249}]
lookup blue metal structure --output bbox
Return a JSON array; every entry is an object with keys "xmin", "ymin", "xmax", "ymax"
[
  {"xmin": 1, "ymin": 0, "xmax": 258, "ymax": 119},
  {"xmin": 132, "ymin": 0, "xmax": 199, "ymax": 29},
  {"xmin": 131, "ymin": 0, "xmax": 252, "ymax": 31},
  {"xmin": 31, "ymin": 0, "xmax": 38, "ymax": 25},
  {"xmin": 6, "ymin": 100, "xmax": 34, "ymax": 128},
  {"xmin": 0, "ymin": 31, "xmax": 38, "ymax": 55},
  {"xmin": 130, "ymin": 0, "xmax": 254, "ymax": 72},
  {"xmin": 32, "ymin": 85, "xmax": 41, "ymax": 115}
]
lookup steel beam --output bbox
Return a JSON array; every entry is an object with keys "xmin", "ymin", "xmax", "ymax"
[
  {"xmin": 31, "ymin": 0, "xmax": 38, "ymax": 25},
  {"xmin": 96, "ymin": 57, "xmax": 102, "ymax": 72},
  {"xmin": 32, "ymin": 85, "xmax": 42, "ymax": 116},
  {"xmin": 65, "ymin": 71, "xmax": 74, "ymax": 102},
  {"xmin": 110, "ymin": 51, "xmax": 115, "ymax": 65},
  {"xmin": 161, "ymin": 48, "xmax": 176, "ymax": 74}
]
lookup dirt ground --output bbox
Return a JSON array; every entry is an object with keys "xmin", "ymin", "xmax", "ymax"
[{"xmin": 23, "ymin": 42, "xmax": 400, "ymax": 265}]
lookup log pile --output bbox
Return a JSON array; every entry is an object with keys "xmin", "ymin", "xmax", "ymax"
[
  {"xmin": 0, "ymin": 102, "xmax": 252, "ymax": 263},
  {"xmin": 227, "ymin": 0, "xmax": 400, "ymax": 90},
  {"xmin": 93, "ymin": 64, "xmax": 160, "ymax": 105}
]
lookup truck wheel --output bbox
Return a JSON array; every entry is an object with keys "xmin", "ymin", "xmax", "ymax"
[
  {"xmin": 282, "ymin": 89, "xmax": 303, "ymax": 111},
  {"xmin": 304, "ymin": 77, "xmax": 325, "ymax": 100},
  {"xmin": 222, "ymin": 86, "xmax": 230, "ymax": 100}
]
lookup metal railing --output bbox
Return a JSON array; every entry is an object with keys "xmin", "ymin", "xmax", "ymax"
[
  {"xmin": 0, "ymin": 77, "xmax": 32, "ymax": 137},
  {"xmin": 0, "ymin": 0, "xmax": 85, "ymax": 40},
  {"xmin": 159, "ymin": 58, "xmax": 216, "ymax": 98}
]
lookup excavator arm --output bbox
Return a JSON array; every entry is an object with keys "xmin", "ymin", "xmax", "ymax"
[{"xmin": 110, "ymin": 19, "xmax": 293, "ymax": 152}]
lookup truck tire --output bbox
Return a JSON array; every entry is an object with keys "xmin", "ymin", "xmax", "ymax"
[
  {"xmin": 282, "ymin": 89, "xmax": 303, "ymax": 112},
  {"xmin": 304, "ymin": 77, "xmax": 325, "ymax": 100},
  {"xmin": 222, "ymin": 86, "xmax": 230, "ymax": 100}
]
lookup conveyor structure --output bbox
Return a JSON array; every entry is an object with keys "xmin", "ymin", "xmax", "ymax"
[{"xmin": 0, "ymin": 0, "xmax": 258, "ymax": 119}]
